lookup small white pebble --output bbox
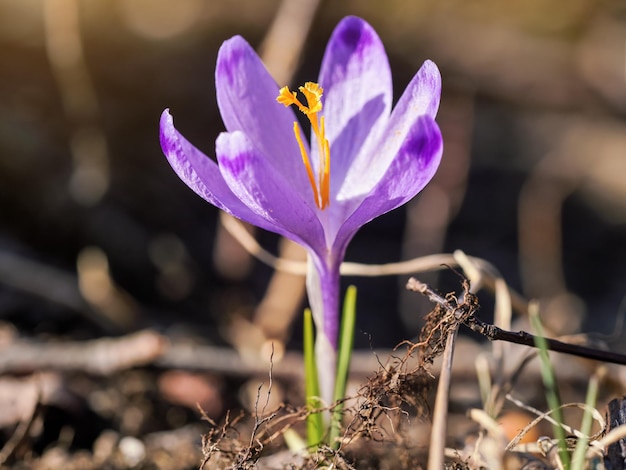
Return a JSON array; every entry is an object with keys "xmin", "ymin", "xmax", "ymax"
[{"xmin": 119, "ymin": 436, "xmax": 146, "ymax": 466}]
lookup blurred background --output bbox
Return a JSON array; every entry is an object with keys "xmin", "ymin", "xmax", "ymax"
[{"xmin": 0, "ymin": 0, "xmax": 625, "ymax": 466}]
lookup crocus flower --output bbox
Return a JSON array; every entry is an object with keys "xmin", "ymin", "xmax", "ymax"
[{"xmin": 160, "ymin": 16, "xmax": 443, "ymax": 404}]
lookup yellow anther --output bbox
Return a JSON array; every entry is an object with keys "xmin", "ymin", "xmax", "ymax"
[
  {"xmin": 277, "ymin": 82, "xmax": 330, "ymax": 210},
  {"xmin": 277, "ymin": 86, "xmax": 299, "ymax": 108},
  {"xmin": 299, "ymin": 82, "xmax": 323, "ymax": 114}
]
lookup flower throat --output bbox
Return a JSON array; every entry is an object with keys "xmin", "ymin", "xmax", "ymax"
[{"xmin": 277, "ymin": 82, "xmax": 330, "ymax": 210}]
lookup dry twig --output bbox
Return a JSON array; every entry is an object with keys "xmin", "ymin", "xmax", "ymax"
[
  {"xmin": 0, "ymin": 330, "xmax": 166, "ymax": 375},
  {"xmin": 407, "ymin": 277, "xmax": 626, "ymax": 366}
]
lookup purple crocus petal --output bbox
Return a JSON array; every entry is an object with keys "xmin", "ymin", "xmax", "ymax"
[
  {"xmin": 318, "ymin": 16, "xmax": 392, "ymax": 194},
  {"xmin": 337, "ymin": 60, "xmax": 442, "ymax": 203},
  {"xmin": 333, "ymin": 115, "xmax": 443, "ymax": 255},
  {"xmin": 392, "ymin": 59, "xmax": 442, "ymax": 120},
  {"xmin": 215, "ymin": 130, "xmax": 325, "ymax": 251},
  {"xmin": 215, "ymin": 36, "xmax": 311, "ymax": 198},
  {"xmin": 160, "ymin": 15, "xmax": 444, "ymax": 413},
  {"xmin": 159, "ymin": 110, "xmax": 276, "ymax": 230}
]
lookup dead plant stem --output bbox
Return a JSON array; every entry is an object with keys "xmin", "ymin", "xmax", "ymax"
[
  {"xmin": 408, "ymin": 277, "xmax": 626, "ymax": 367},
  {"xmin": 427, "ymin": 324, "xmax": 458, "ymax": 470}
]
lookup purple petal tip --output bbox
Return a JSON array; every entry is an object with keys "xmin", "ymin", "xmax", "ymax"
[
  {"xmin": 332, "ymin": 16, "xmax": 377, "ymax": 58},
  {"xmin": 216, "ymin": 35, "xmax": 250, "ymax": 86}
]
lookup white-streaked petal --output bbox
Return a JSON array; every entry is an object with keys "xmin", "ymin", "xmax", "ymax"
[
  {"xmin": 336, "ymin": 60, "xmax": 442, "ymax": 203},
  {"xmin": 216, "ymin": 130, "xmax": 325, "ymax": 251},
  {"xmin": 318, "ymin": 16, "xmax": 392, "ymax": 197},
  {"xmin": 334, "ymin": 115, "xmax": 443, "ymax": 255},
  {"xmin": 215, "ymin": 36, "xmax": 311, "ymax": 196},
  {"xmin": 160, "ymin": 110, "xmax": 276, "ymax": 230}
]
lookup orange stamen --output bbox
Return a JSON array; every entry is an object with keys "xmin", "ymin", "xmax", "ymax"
[
  {"xmin": 277, "ymin": 82, "xmax": 331, "ymax": 210},
  {"xmin": 292, "ymin": 122, "xmax": 320, "ymax": 207}
]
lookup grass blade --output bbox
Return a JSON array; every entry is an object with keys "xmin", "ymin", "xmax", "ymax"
[
  {"xmin": 529, "ymin": 301, "xmax": 570, "ymax": 468},
  {"xmin": 329, "ymin": 285, "xmax": 357, "ymax": 449},
  {"xmin": 303, "ymin": 308, "xmax": 323, "ymax": 448},
  {"xmin": 571, "ymin": 367, "xmax": 604, "ymax": 469}
]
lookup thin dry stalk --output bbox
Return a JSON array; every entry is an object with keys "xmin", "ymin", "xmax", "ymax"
[
  {"xmin": 427, "ymin": 324, "xmax": 458, "ymax": 470},
  {"xmin": 222, "ymin": 213, "xmax": 529, "ymax": 314}
]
